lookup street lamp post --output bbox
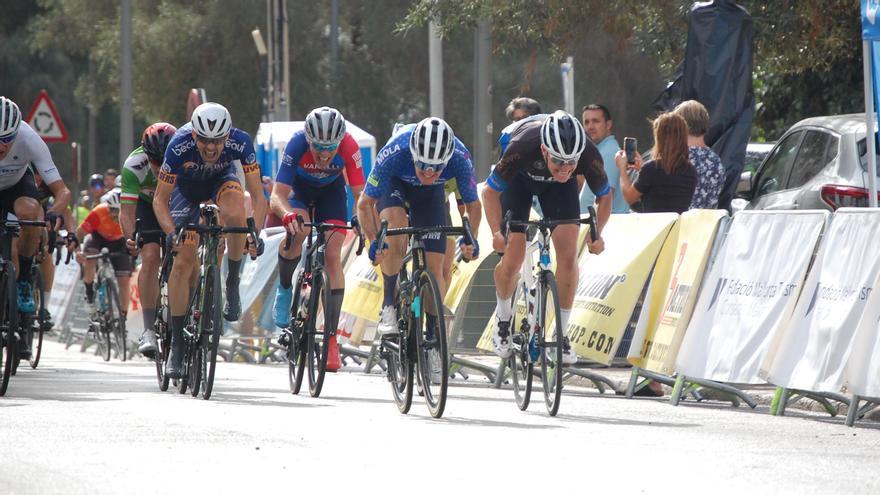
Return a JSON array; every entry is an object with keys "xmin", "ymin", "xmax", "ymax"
[{"xmin": 252, "ymin": 28, "xmax": 269, "ymax": 122}]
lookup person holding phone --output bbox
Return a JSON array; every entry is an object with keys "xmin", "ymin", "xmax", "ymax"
[
  {"xmin": 616, "ymin": 112, "xmax": 696, "ymax": 214},
  {"xmin": 580, "ymin": 104, "xmax": 629, "ymax": 216}
]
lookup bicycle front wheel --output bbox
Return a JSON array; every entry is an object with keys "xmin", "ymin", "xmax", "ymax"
[
  {"xmin": 307, "ymin": 271, "xmax": 331, "ymax": 398},
  {"xmin": 106, "ymin": 279, "xmax": 126, "ymax": 362},
  {"xmin": 199, "ymin": 264, "xmax": 223, "ymax": 400},
  {"xmin": 0, "ymin": 265, "xmax": 18, "ymax": 396},
  {"xmin": 29, "ymin": 268, "xmax": 45, "ymax": 369},
  {"xmin": 155, "ymin": 303, "xmax": 171, "ymax": 392},
  {"xmin": 287, "ymin": 272, "xmax": 307, "ymax": 395},
  {"xmin": 539, "ymin": 271, "xmax": 564, "ymax": 416},
  {"xmin": 510, "ymin": 281, "xmax": 533, "ymax": 411},
  {"xmin": 413, "ymin": 269, "xmax": 448, "ymax": 418}
]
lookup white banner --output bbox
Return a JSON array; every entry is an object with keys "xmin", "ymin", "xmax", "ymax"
[
  {"xmin": 46, "ymin": 247, "xmax": 80, "ymax": 328},
  {"xmin": 675, "ymin": 210, "xmax": 828, "ymax": 384},
  {"xmin": 231, "ymin": 230, "xmax": 286, "ymax": 315},
  {"xmin": 761, "ymin": 209, "xmax": 880, "ymax": 393}
]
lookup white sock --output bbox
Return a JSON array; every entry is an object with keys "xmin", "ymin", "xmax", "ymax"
[
  {"xmin": 560, "ymin": 309, "xmax": 572, "ymax": 332},
  {"xmin": 495, "ymin": 294, "xmax": 512, "ymax": 321}
]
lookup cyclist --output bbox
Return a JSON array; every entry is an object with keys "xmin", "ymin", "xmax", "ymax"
[
  {"xmin": 482, "ymin": 110, "xmax": 611, "ymax": 364},
  {"xmin": 120, "ymin": 122, "xmax": 177, "ymax": 357},
  {"xmin": 88, "ymin": 173, "xmax": 105, "ymax": 209},
  {"xmin": 74, "ymin": 190, "xmax": 132, "ymax": 321},
  {"xmin": 356, "ymin": 117, "xmax": 481, "ymax": 336},
  {"xmin": 0, "ymin": 97, "xmax": 73, "ymax": 358},
  {"xmin": 270, "ymin": 107, "xmax": 364, "ymax": 372},
  {"xmin": 153, "ymin": 102, "xmax": 267, "ymax": 379}
]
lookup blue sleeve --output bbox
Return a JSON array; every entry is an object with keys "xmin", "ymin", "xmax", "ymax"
[
  {"xmin": 275, "ymin": 134, "xmax": 308, "ymax": 186},
  {"xmin": 486, "ymin": 170, "xmax": 507, "ymax": 192},
  {"xmin": 591, "ymin": 181, "xmax": 611, "ymax": 197},
  {"xmin": 162, "ymin": 136, "xmax": 187, "ymax": 175},
  {"xmin": 451, "ymin": 156, "xmax": 478, "ymax": 203}
]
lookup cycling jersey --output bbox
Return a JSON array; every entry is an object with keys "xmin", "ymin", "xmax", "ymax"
[
  {"xmin": 81, "ymin": 203, "xmax": 123, "ymax": 242},
  {"xmin": 486, "ymin": 119, "xmax": 609, "ymax": 197},
  {"xmin": 364, "ymin": 124, "xmax": 478, "ymax": 203},
  {"xmin": 497, "ymin": 113, "xmax": 548, "ymax": 154},
  {"xmin": 120, "ymin": 147, "xmax": 158, "ymax": 204},
  {"xmin": 0, "ymin": 122, "xmax": 61, "ymax": 191},
  {"xmin": 275, "ymin": 131, "xmax": 365, "ymax": 187},
  {"xmin": 159, "ymin": 123, "xmax": 259, "ymax": 188}
]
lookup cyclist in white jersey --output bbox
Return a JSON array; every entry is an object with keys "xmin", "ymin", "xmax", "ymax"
[{"xmin": 0, "ymin": 97, "xmax": 74, "ymax": 357}]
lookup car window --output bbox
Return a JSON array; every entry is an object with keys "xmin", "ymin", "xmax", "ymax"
[
  {"xmin": 857, "ymin": 137, "xmax": 880, "ymax": 175},
  {"xmin": 787, "ymin": 131, "xmax": 832, "ymax": 188},
  {"xmin": 755, "ymin": 131, "xmax": 802, "ymax": 197}
]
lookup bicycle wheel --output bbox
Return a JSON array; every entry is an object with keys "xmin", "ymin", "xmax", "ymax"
[
  {"xmin": 510, "ymin": 282, "xmax": 533, "ymax": 411},
  {"xmin": 538, "ymin": 271, "xmax": 564, "ymax": 416},
  {"xmin": 287, "ymin": 272, "xmax": 307, "ymax": 395},
  {"xmin": 0, "ymin": 265, "xmax": 18, "ymax": 396},
  {"xmin": 189, "ymin": 334, "xmax": 202, "ymax": 398},
  {"xmin": 29, "ymin": 267, "xmax": 45, "ymax": 369},
  {"xmin": 106, "ymin": 279, "xmax": 126, "ymax": 362},
  {"xmin": 385, "ymin": 330, "xmax": 413, "ymax": 415},
  {"xmin": 306, "ymin": 270, "xmax": 331, "ymax": 398},
  {"xmin": 413, "ymin": 269, "xmax": 448, "ymax": 418},
  {"xmin": 199, "ymin": 264, "xmax": 223, "ymax": 400},
  {"xmin": 154, "ymin": 302, "xmax": 171, "ymax": 392}
]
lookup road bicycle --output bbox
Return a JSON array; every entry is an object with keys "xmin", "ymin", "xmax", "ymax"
[
  {"xmin": 376, "ymin": 218, "xmax": 473, "ymax": 418},
  {"xmin": 132, "ymin": 227, "xmax": 172, "ymax": 391},
  {"xmin": 0, "ymin": 211, "xmax": 50, "ymax": 395},
  {"xmin": 500, "ymin": 206, "xmax": 598, "ymax": 416},
  {"xmin": 174, "ymin": 204, "xmax": 259, "ymax": 400},
  {"xmin": 21, "ymin": 229, "xmax": 70, "ymax": 370},
  {"xmin": 281, "ymin": 214, "xmax": 363, "ymax": 398},
  {"xmin": 83, "ymin": 247, "xmax": 128, "ymax": 362}
]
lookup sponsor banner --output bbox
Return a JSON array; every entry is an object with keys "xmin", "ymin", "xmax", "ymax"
[
  {"xmin": 628, "ymin": 210, "xmax": 727, "ymax": 374},
  {"xmin": 445, "ymin": 189, "xmax": 495, "ymax": 313},
  {"xmin": 236, "ymin": 231, "xmax": 286, "ymax": 313},
  {"xmin": 340, "ymin": 252, "xmax": 383, "ymax": 322},
  {"xmin": 761, "ymin": 209, "xmax": 880, "ymax": 393},
  {"xmin": 567, "ymin": 213, "xmax": 678, "ymax": 364},
  {"xmin": 126, "ymin": 265, "xmax": 143, "ymax": 343},
  {"xmin": 676, "ymin": 210, "xmax": 828, "ymax": 384},
  {"xmin": 46, "ymin": 247, "xmax": 81, "ymax": 328},
  {"xmin": 846, "ymin": 294, "xmax": 880, "ymax": 397}
]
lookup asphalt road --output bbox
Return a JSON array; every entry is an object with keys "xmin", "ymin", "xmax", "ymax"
[{"xmin": 2, "ymin": 339, "xmax": 879, "ymax": 495}]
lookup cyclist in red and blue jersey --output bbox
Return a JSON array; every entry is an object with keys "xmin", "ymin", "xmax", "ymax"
[
  {"xmin": 357, "ymin": 117, "xmax": 482, "ymax": 336},
  {"xmin": 270, "ymin": 107, "xmax": 364, "ymax": 371},
  {"xmin": 153, "ymin": 102, "xmax": 267, "ymax": 379}
]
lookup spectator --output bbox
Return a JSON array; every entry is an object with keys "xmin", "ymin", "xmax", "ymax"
[
  {"xmin": 505, "ymin": 97, "xmax": 542, "ymax": 122},
  {"xmin": 580, "ymin": 104, "xmax": 629, "ymax": 214},
  {"xmin": 87, "ymin": 173, "xmax": 104, "ymax": 209},
  {"xmin": 616, "ymin": 112, "xmax": 696, "ymax": 215},
  {"xmin": 104, "ymin": 168, "xmax": 119, "ymax": 190},
  {"xmin": 674, "ymin": 100, "xmax": 725, "ymax": 209}
]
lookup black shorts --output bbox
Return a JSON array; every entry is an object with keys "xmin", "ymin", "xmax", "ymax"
[
  {"xmin": 501, "ymin": 173, "xmax": 580, "ymax": 233},
  {"xmin": 136, "ymin": 200, "xmax": 163, "ymax": 245},
  {"xmin": 83, "ymin": 234, "xmax": 133, "ymax": 277},
  {"xmin": 0, "ymin": 168, "xmax": 41, "ymax": 215},
  {"xmin": 376, "ymin": 178, "xmax": 449, "ymax": 254}
]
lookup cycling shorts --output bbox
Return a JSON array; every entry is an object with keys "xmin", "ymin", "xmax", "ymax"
[
  {"xmin": 135, "ymin": 200, "xmax": 163, "ymax": 245},
  {"xmin": 83, "ymin": 233, "xmax": 133, "ymax": 277},
  {"xmin": 289, "ymin": 176, "xmax": 348, "ymax": 232},
  {"xmin": 501, "ymin": 173, "xmax": 580, "ymax": 234},
  {"xmin": 0, "ymin": 168, "xmax": 41, "ymax": 214},
  {"xmin": 376, "ymin": 177, "xmax": 448, "ymax": 254},
  {"xmin": 169, "ymin": 172, "xmax": 242, "ymax": 226}
]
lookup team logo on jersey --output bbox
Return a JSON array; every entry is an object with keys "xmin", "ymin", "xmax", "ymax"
[
  {"xmin": 246, "ymin": 152, "xmax": 256, "ymax": 164},
  {"xmin": 533, "ymin": 159, "xmax": 546, "ymax": 170},
  {"xmin": 183, "ymin": 161, "xmax": 198, "ymax": 171},
  {"xmin": 172, "ymin": 139, "xmax": 195, "ymax": 157},
  {"xmin": 377, "ymin": 144, "xmax": 400, "ymax": 165},
  {"xmin": 353, "ymin": 149, "xmax": 363, "ymax": 168},
  {"xmin": 225, "ymin": 140, "xmax": 245, "ymax": 153}
]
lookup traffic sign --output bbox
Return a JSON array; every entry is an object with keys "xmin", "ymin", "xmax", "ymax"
[{"xmin": 24, "ymin": 90, "xmax": 69, "ymax": 142}]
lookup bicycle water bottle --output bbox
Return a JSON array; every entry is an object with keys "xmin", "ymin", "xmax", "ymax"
[{"xmin": 97, "ymin": 285, "xmax": 108, "ymax": 311}]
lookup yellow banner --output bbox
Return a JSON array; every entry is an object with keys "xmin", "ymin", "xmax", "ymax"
[
  {"xmin": 628, "ymin": 210, "xmax": 726, "ymax": 373},
  {"xmin": 568, "ymin": 213, "xmax": 678, "ymax": 364},
  {"xmin": 341, "ymin": 254, "xmax": 384, "ymax": 322}
]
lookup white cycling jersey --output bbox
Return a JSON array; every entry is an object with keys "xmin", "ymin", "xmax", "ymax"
[{"xmin": 0, "ymin": 122, "xmax": 61, "ymax": 191}]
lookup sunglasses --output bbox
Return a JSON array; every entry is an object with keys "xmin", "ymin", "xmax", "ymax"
[
  {"xmin": 416, "ymin": 161, "xmax": 445, "ymax": 174},
  {"xmin": 311, "ymin": 142, "xmax": 339, "ymax": 153},
  {"xmin": 548, "ymin": 154, "xmax": 578, "ymax": 167},
  {"xmin": 0, "ymin": 133, "xmax": 17, "ymax": 145},
  {"xmin": 196, "ymin": 136, "xmax": 225, "ymax": 146}
]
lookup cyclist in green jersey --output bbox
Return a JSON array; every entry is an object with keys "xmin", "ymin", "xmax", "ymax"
[{"xmin": 120, "ymin": 123, "xmax": 177, "ymax": 357}]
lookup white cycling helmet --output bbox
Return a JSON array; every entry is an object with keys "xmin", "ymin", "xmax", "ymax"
[
  {"xmin": 0, "ymin": 96, "xmax": 22, "ymax": 139},
  {"xmin": 409, "ymin": 117, "xmax": 455, "ymax": 170},
  {"xmin": 541, "ymin": 110, "xmax": 587, "ymax": 162},
  {"xmin": 102, "ymin": 189, "xmax": 121, "ymax": 210},
  {"xmin": 191, "ymin": 102, "xmax": 232, "ymax": 139},
  {"xmin": 304, "ymin": 107, "xmax": 346, "ymax": 147}
]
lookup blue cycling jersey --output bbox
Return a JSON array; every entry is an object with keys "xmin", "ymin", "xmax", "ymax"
[
  {"xmin": 364, "ymin": 125, "xmax": 478, "ymax": 203},
  {"xmin": 160, "ymin": 123, "xmax": 258, "ymax": 185}
]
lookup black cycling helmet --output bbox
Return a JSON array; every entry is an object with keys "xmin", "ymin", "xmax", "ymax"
[{"xmin": 141, "ymin": 123, "xmax": 177, "ymax": 162}]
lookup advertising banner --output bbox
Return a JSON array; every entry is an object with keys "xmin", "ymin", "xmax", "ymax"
[
  {"xmin": 567, "ymin": 213, "xmax": 678, "ymax": 364},
  {"xmin": 676, "ymin": 210, "xmax": 828, "ymax": 384},
  {"xmin": 628, "ymin": 210, "xmax": 727, "ymax": 374},
  {"xmin": 761, "ymin": 209, "xmax": 880, "ymax": 393},
  {"xmin": 46, "ymin": 246, "xmax": 81, "ymax": 329}
]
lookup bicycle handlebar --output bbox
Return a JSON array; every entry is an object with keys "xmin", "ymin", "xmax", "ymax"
[
  {"xmin": 282, "ymin": 215, "xmax": 365, "ymax": 256},
  {"xmin": 500, "ymin": 210, "xmax": 600, "ymax": 247}
]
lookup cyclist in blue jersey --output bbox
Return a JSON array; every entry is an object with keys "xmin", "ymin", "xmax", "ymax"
[
  {"xmin": 483, "ymin": 111, "xmax": 610, "ymax": 364},
  {"xmin": 153, "ymin": 102, "xmax": 267, "ymax": 379},
  {"xmin": 270, "ymin": 107, "xmax": 365, "ymax": 371},
  {"xmin": 357, "ymin": 117, "xmax": 482, "ymax": 335}
]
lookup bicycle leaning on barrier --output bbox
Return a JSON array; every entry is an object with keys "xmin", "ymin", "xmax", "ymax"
[
  {"xmin": 499, "ymin": 207, "xmax": 600, "ymax": 416},
  {"xmin": 374, "ymin": 217, "xmax": 474, "ymax": 419},
  {"xmin": 280, "ymin": 213, "xmax": 364, "ymax": 398}
]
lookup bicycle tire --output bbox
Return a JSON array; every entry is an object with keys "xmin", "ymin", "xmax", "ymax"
[
  {"xmin": 307, "ymin": 270, "xmax": 331, "ymax": 398},
  {"xmin": 155, "ymin": 304, "xmax": 171, "ymax": 392},
  {"xmin": 0, "ymin": 265, "xmax": 18, "ymax": 396},
  {"xmin": 189, "ymin": 336, "xmax": 202, "ymax": 398},
  {"xmin": 387, "ymin": 272, "xmax": 413, "ymax": 414},
  {"xmin": 29, "ymin": 267, "xmax": 45, "ymax": 369},
  {"xmin": 413, "ymin": 269, "xmax": 448, "ymax": 418},
  {"xmin": 106, "ymin": 279, "xmax": 126, "ymax": 362},
  {"xmin": 510, "ymin": 281, "xmax": 533, "ymax": 411},
  {"xmin": 287, "ymin": 271, "xmax": 307, "ymax": 395},
  {"xmin": 200, "ymin": 264, "xmax": 223, "ymax": 400},
  {"xmin": 539, "ymin": 271, "xmax": 564, "ymax": 416}
]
